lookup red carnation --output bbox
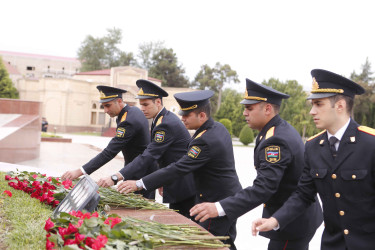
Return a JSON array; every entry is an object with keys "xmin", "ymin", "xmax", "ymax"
[
  {"xmin": 92, "ymin": 235, "xmax": 108, "ymax": 250},
  {"xmin": 3, "ymin": 190, "xmax": 12, "ymax": 197},
  {"xmin": 44, "ymin": 218, "xmax": 55, "ymax": 232},
  {"xmin": 46, "ymin": 238, "xmax": 55, "ymax": 250},
  {"xmin": 5, "ymin": 175, "xmax": 12, "ymax": 180}
]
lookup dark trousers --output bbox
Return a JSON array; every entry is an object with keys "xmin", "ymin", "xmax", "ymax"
[
  {"xmin": 267, "ymin": 232, "xmax": 315, "ymax": 250},
  {"xmin": 169, "ymin": 195, "xmax": 196, "ymax": 219}
]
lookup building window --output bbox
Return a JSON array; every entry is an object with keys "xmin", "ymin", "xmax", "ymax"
[
  {"xmin": 26, "ymin": 66, "xmax": 35, "ymax": 71},
  {"xmin": 91, "ymin": 112, "xmax": 97, "ymax": 125},
  {"xmin": 92, "ymin": 103, "xmax": 97, "ymax": 109},
  {"xmin": 100, "ymin": 104, "xmax": 104, "ymax": 109}
]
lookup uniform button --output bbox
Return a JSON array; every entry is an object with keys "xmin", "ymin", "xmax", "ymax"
[
  {"xmin": 199, "ymin": 194, "xmax": 203, "ymax": 197},
  {"xmin": 263, "ymin": 204, "xmax": 266, "ymax": 207},
  {"xmin": 316, "ymin": 173, "xmax": 319, "ymax": 177},
  {"xmin": 335, "ymin": 193, "xmax": 341, "ymax": 198},
  {"xmin": 332, "ymin": 174, "xmax": 337, "ymax": 179},
  {"xmin": 352, "ymin": 175, "xmax": 356, "ymax": 179},
  {"xmin": 344, "ymin": 229, "xmax": 349, "ymax": 235},
  {"xmin": 339, "ymin": 211, "xmax": 345, "ymax": 216}
]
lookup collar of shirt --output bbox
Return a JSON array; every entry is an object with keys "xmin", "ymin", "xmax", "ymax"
[{"xmin": 327, "ymin": 118, "xmax": 350, "ymax": 150}]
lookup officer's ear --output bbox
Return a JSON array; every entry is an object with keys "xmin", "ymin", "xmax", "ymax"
[{"xmin": 335, "ymin": 99, "xmax": 346, "ymax": 114}]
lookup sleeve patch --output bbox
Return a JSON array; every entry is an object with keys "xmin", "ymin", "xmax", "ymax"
[
  {"xmin": 265, "ymin": 146, "xmax": 280, "ymax": 163},
  {"xmin": 154, "ymin": 131, "xmax": 165, "ymax": 142},
  {"xmin": 188, "ymin": 146, "xmax": 201, "ymax": 158},
  {"xmin": 116, "ymin": 127, "xmax": 126, "ymax": 137}
]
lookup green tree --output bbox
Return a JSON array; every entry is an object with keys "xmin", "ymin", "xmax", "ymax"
[
  {"xmin": 219, "ymin": 118, "xmax": 233, "ymax": 136},
  {"xmin": 77, "ymin": 28, "xmax": 136, "ymax": 72},
  {"xmin": 262, "ymin": 78, "xmax": 319, "ymax": 138},
  {"xmin": 148, "ymin": 48, "xmax": 189, "ymax": 87},
  {"xmin": 351, "ymin": 58, "xmax": 375, "ymax": 127},
  {"xmin": 215, "ymin": 89, "xmax": 246, "ymax": 137},
  {"xmin": 192, "ymin": 63, "xmax": 239, "ymax": 112},
  {"xmin": 239, "ymin": 124, "xmax": 254, "ymax": 146},
  {"xmin": 0, "ymin": 58, "xmax": 19, "ymax": 98},
  {"xmin": 137, "ymin": 41, "xmax": 165, "ymax": 70}
]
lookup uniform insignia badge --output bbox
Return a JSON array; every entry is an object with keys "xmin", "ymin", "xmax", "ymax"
[
  {"xmin": 120, "ymin": 112, "xmax": 127, "ymax": 123},
  {"xmin": 195, "ymin": 130, "xmax": 207, "ymax": 139},
  {"xmin": 350, "ymin": 136, "xmax": 356, "ymax": 142},
  {"xmin": 265, "ymin": 127, "xmax": 275, "ymax": 140},
  {"xmin": 320, "ymin": 139, "xmax": 324, "ymax": 145},
  {"xmin": 265, "ymin": 146, "xmax": 280, "ymax": 163},
  {"xmin": 155, "ymin": 116, "xmax": 163, "ymax": 127},
  {"xmin": 188, "ymin": 146, "xmax": 201, "ymax": 158},
  {"xmin": 116, "ymin": 127, "xmax": 126, "ymax": 137},
  {"xmin": 154, "ymin": 131, "xmax": 165, "ymax": 142}
]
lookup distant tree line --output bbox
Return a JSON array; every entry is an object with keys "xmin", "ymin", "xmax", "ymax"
[{"xmin": 3, "ymin": 28, "xmax": 374, "ymax": 140}]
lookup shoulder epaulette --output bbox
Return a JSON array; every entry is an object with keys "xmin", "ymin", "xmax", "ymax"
[
  {"xmin": 265, "ymin": 127, "xmax": 275, "ymax": 140},
  {"xmin": 358, "ymin": 126, "xmax": 375, "ymax": 136},
  {"xmin": 307, "ymin": 129, "xmax": 326, "ymax": 141},
  {"xmin": 120, "ymin": 112, "xmax": 128, "ymax": 123},
  {"xmin": 155, "ymin": 116, "xmax": 163, "ymax": 126},
  {"xmin": 195, "ymin": 130, "xmax": 207, "ymax": 139}
]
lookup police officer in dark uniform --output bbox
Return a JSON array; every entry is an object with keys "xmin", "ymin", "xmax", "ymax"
[
  {"xmin": 62, "ymin": 85, "xmax": 154, "ymax": 199},
  {"xmin": 190, "ymin": 79, "xmax": 323, "ymax": 250},
  {"xmin": 118, "ymin": 90, "xmax": 243, "ymax": 249},
  {"xmin": 97, "ymin": 79, "xmax": 196, "ymax": 218},
  {"xmin": 252, "ymin": 69, "xmax": 375, "ymax": 250}
]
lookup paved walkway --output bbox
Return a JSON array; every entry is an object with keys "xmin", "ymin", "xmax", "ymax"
[{"xmin": 0, "ymin": 133, "xmax": 323, "ymax": 249}]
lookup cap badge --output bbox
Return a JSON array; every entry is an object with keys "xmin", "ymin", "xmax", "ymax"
[
  {"xmin": 137, "ymin": 88, "xmax": 159, "ymax": 97},
  {"xmin": 138, "ymin": 88, "xmax": 145, "ymax": 95},
  {"xmin": 99, "ymin": 91, "xmax": 118, "ymax": 100},
  {"xmin": 244, "ymin": 89, "xmax": 267, "ymax": 101},
  {"xmin": 312, "ymin": 78, "xmax": 319, "ymax": 91},
  {"xmin": 310, "ymin": 77, "xmax": 344, "ymax": 94}
]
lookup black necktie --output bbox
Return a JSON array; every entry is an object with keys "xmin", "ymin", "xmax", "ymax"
[{"xmin": 329, "ymin": 136, "xmax": 339, "ymax": 158}]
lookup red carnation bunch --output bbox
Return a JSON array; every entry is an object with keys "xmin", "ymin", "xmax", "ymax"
[{"xmin": 5, "ymin": 171, "xmax": 74, "ymax": 208}]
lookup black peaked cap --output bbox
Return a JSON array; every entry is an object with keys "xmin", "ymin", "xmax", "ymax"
[
  {"xmin": 307, "ymin": 69, "xmax": 365, "ymax": 99},
  {"xmin": 174, "ymin": 90, "xmax": 214, "ymax": 116},
  {"xmin": 97, "ymin": 85, "xmax": 127, "ymax": 103},
  {"xmin": 240, "ymin": 78, "xmax": 289, "ymax": 106},
  {"xmin": 136, "ymin": 79, "xmax": 168, "ymax": 99}
]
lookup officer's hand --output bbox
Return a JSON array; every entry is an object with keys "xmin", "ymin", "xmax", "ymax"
[
  {"xmin": 251, "ymin": 217, "xmax": 278, "ymax": 236},
  {"xmin": 61, "ymin": 169, "xmax": 83, "ymax": 181},
  {"xmin": 97, "ymin": 176, "xmax": 114, "ymax": 187},
  {"xmin": 117, "ymin": 180, "xmax": 139, "ymax": 194},
  {"xmin": 190, "ymin": 202, "xmax": 218, "ymax": 222},
  {"xmin": 158, "ymin": 187, "xmax": 163, "ymax": 197}
]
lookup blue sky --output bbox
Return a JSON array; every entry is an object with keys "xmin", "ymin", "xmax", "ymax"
[{"xmin": 1, "ymin": 0, "xmax": 374, "ymax": 91}]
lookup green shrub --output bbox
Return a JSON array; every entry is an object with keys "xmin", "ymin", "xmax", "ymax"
[
  {"xmin": 239, "ymin": 124, "xmax": 254, "ymax": 145},
  {"xmin": 219, "ymin": 118, "xmax": 232, "ymax": 136}
]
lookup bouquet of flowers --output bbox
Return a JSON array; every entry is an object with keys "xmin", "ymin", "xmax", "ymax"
[
  {"xmin": 45, "ymin": 211, "xmax": 229, "ymax": 249},
  {"xmin": 5, "ymin": 170, "xmax": 73, "ymax": 207}
]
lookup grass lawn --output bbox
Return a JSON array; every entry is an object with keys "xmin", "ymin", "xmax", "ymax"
[{"xmin": 0, "ymin": 172, "xmax": 53, "ymax": 249}]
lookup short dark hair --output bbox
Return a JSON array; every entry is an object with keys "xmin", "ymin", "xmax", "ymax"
[
  {"xmin": 192, "ymin": 102, "xmax": 211, "ymax": 118},
  {"xmin": 151, "ymin": 97, "xmax": 163, "ymax": 106},
  {"xmin": 328, "ymin": 94, "xmax": 354, "ymax": 114},
  {"xmin": 259, "ymin": 102, "xmax": 280, "ymax": 114}
]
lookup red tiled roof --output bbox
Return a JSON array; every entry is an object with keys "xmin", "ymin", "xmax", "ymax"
[
  {"xmin": 76, "ymin": 69, "xmax": 111, "ymax": 75},
  {"xmin": 2, "ymin": 60, "xmax": 21, "ymax": 75},
  {"xmin": 148, "ymin": 76, "xmax": 162, "ymax": 82},
  {"xmin": 0, "ymin": 50, "xmax": 79, "ymax": 62}
]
